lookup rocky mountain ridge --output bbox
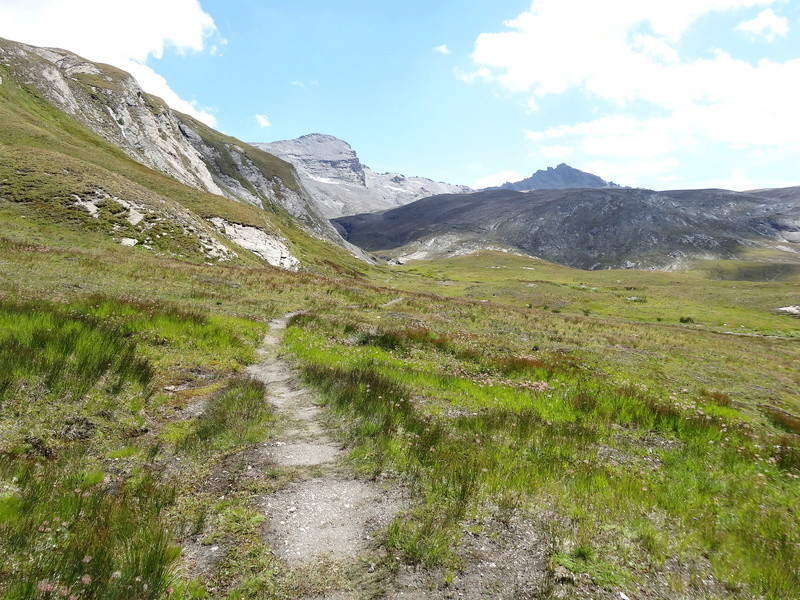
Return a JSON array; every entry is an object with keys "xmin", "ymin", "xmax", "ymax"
[
  {"xmin": 0, "ymin": 37, "xmax": 391, "ymax": 269},
  {"xmin": 254, "ymin": 134, "xmax": 471, "ymax": 218},
  {"xmin": 333, "ymin": 186, "xmax": 800, "ymax": 269},
  {"xmin": 491, "ymin": 163, "xmax": 619, "ymax": 191}
]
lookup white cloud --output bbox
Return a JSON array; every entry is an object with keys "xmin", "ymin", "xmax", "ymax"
[
  {"xmin": 525, "ymin": 97, "xmax": 540, "ymax": 113},
  {"xmin": 468, "ymin": 0, "xmax": 800, "ymax": 185},
  {"xmin": 473, "ymin": 170, "xmax": 524, "ymax": 189},
  {"xmin": 124, "ymin": 62, "xmax": 216, "ymax": 125},
  {"xmin": 209, "ymin": 38, "xmax": 228, "ymax": 56},
  {"xmin": 433, "ymin": 44, "xmax": 451, "ymax": 55},
  {"xmin": 470, "ymin": 0, "xmax": 778, "ymax": 96},
  {"xmin": 255, "ymin": 114, "xmax": 272, "ymax": 128},
  {"xmin": 683, "ymin": 169, "xmax": 798, "ymax": 191},
  {"xmin": 735, "ymin": 8, "xmax": 789, "ymax": 42},
  {"xmin": 527, "ymin": 115, "xmax": 693, "ymax": 159},
  {"xmin": 0, "ymin": 0, "xmax": 219, "ymax": 125}
]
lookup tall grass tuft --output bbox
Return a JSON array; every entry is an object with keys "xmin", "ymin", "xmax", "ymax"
[
  {"xmin": 0, "ymin": 300, "xmax": 155, "ymax": 455},
  {"xmin": 179, "ymin": 378, "xmax": 272, "ymax": 453},
  {"xmin": 0, "ymin": 300, "xmax": 152, "ymax": 406},
  {"xmin": 0, "ymin": 451, "xmax": 179, "ymax": 599}
]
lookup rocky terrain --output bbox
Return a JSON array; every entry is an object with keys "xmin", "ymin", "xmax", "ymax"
[
  {"xmin": 333, "ymin": 186, "xmax": 800, "ymax": 269},
  {"xmin": 490, "ymin": 163, "xmax": 620, "ymax": 191},
  {"xmin": 254, "ymin": 134, "xmax": 471, "ymax": 218}
]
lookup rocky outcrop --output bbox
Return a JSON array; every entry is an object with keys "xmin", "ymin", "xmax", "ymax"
[
  {"xmin": 208, "ymin": 218, "xmax": 300, "ymax": 270},
  {"xmin": 254, "ymin": 134, "xmax": 471, "ymax": 218},
  {"xmin": 260, "ymin": 133, "xmax": 367, "ymax": 189},
  {"xmin": 69, "ymin": 186, "xmax": 238, "ymax": 262},
  {"xmin": 491, "ymin": 163, "xmax": 620, "ymax": 191}
]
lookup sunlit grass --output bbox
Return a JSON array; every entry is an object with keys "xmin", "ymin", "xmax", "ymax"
[
  {"xmin": 0, "ymin": 451, "xmax": 179, "ymax": 600},
  {"xmin": 0, "ymin": 296, "xmax": 272, "ymax": 598},
  {"xmin": 176, "ymin": 378, "xmax": 274, "ymax": 453},
  {"xmin": 285, "ymin": 312, "xmax": 800, "ymax": 598}
]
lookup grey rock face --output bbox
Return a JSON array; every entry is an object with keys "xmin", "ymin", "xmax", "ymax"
[
  {"xmin": 0, "ymin": 39, "xmax": 225, "ymax": 196},
  {"xmin": 261, "ymin": 134, "xmax": 366, "ymax": 187},
  {"xmin": 208, "ymin": 218, "xmax": 300, "ymax": 270},
  {"xmin": 493, "ymin": 163, "xmax": 620, "ymax": 191},
  {"xmin": 333, "ymin": 187, "xmax": 800, "ymax": 269},
  {"xmin": 254, "ymin": 134, "xmax": 471, "ymax": 218}
]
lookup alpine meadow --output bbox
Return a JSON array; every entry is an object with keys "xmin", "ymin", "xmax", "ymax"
[{"xmin": 0, "ymin": 5, "xmax": 799, "ymax": 600}]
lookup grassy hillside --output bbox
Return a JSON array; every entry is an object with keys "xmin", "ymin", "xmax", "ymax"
[
  {"xmin": 1, "ymin": 58, "xmax": 799, "ymax": 600},
  {"xmin": 0, "ymin": 62, "xmax": 366, "ymax": 273},
  {"xmin": 176, "ymin": 112, "xmax": 302, "ymax": 199}
]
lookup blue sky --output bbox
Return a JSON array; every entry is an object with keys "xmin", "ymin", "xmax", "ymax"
[
  {"xmin": 1, "ymin": 0, "xmax": 800, "ymax": 190},
  {"xmin": 156, "ymin": 0, "xmax": 534, "ymax": 186}
]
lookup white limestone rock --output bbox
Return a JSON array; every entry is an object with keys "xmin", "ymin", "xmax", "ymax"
[{"xmin": 209, "ymin": 218, "xmax": 300, "ymax": 270}]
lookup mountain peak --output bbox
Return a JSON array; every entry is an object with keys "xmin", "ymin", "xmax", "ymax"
[
  {"xmin": 263, "ymin": 133, "xmax": 359, "ymax": 164},
  {"xmin": 497, "ymin": 164, "xmax": 619, "ymax": 191},
  {"xmin": 254, "ymin": 134, "xmax": 366, "ymax": 191},
  {"xmin": 253, "ymin": 134, "xmax": 470, "ymax": 218}
]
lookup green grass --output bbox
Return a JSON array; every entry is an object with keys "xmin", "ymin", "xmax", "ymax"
[
  {"xmin": 373, "ymin": 251, "xmax": 800, "ymax": 336},
  {"xmin": 4, "ymin": 224, "xmax": 790, "ymax": 598},
  {"xmin": 0, "ymin": 300, "xmax": 153, "ymax": 455},
  {"xmin": 2, "ymin": 46, "xmax": 800, "ymax": 599},
  {"xmin": 0, "ymin": 299, "xmax": 181, "ymax": 598},
  {"xmin": 0, "ymin": 295, "xmax": 273, "ymax": 598},
  {"xmin": 177, "ymin": 378, "xmax": 274, "ymax": 453},
  {"xmin": 0, "ymin": 451, "xmax": 179, "ymax": 600},
  {"xmin": 1, "ymin": 212, "xmax": 798, "ymax": 598},
  {"xmin": 284, "ymin": 310, "xmax": 800, "ymax": 598}
]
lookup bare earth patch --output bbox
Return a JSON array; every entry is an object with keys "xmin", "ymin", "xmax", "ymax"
[
  {"xmin": 262, "ymin": 478, "xmax": 402, "ymax": 565},
  {"xmin": 389, "ymin": 515, "xmax": 549, "ymax": 600}
]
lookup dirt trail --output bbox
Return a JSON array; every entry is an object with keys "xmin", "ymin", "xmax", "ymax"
[
  {"xmin": 241, "ymin": 312, "xmax": 552, "ymax": 599},
  {"xmin": 246, "ymin": 313, "xmax": 403, "ymax": 573}
]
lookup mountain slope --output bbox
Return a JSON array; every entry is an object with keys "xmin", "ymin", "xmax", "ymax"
[
  {"xmin": 0, "ymin": 37, "xmax": 370, "ymax": 256},
  {"xmin": 333, "ymin": 187, "xmax": 800, "ymax": 269},
  {"xmin": 0, "ymin": 40, "xmax": 372, "ymax": 273},
  {"xmin": 491, "ymin": 163, "xmax": 619, "ymax": 191},
  {"xmin": 254, "ymin": 134, "xmax": 471, "ymax": 218}
]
